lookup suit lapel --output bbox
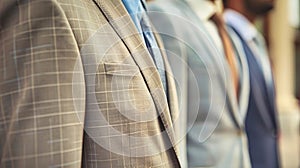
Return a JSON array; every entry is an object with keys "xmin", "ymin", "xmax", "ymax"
[
  {"xmin": 228, "ymin": 24, "xmax": 276, "ymax": 130},
  {"xmin": 152, "ymin": 27, "xmax": 179, "ymax": 123},
  {"xmin": 236, "ymin": 44, "xmax": 250, "ymax": 122},
  {"xmin": 243, "ymin": 39, "xmax": 274, "ymax": 130},
  {"xmin": 254, "ymin": 35, "xmax": 276, "ymax": 110},
  {"xmin": 92, "ymin": 0, "xmax": 180, "ymax": 160},
  {"xmin": 153, "ymin": 29, "xmax": 181, "ymax": 158},
  {"xmin": 182, "ymin": 1, "xmax": 243, "ymax": 128},
  {"xmin": 153, "ymin": 28, "xmax": 180, "ymax": 136},
  {"xmin": 202, "ymin": 25, "xmax": 243, "ymax": 129},
  {"xmin": 228, "ymin": 27, "xmax": 250, "ymax": 122}
]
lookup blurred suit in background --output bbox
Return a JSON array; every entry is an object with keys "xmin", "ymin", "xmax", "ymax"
[
  {"xmin": 148, "ymin": 0, "xmax": 251, "ymax": 167},
  {"xmin": 0, "ymin": 0, "xmax": 181, "ymax": 167},
  {"xmin": 223, "ymin": 0, "xmax": 280, "ymax": 167}
]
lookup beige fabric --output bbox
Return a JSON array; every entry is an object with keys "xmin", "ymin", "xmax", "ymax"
[{"xmin": 0, "ymin": 0, "xmax": 181, "ymax": 167}]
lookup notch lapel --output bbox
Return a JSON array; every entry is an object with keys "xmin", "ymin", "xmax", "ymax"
[
  {"xmin": 153, "ymin": 29, "xmax": 182, "ymax": 164},
  {"xmin": 183, "ymin": 2, "xmax": 243, "ymax": 128},
  {"xmin": 227, "ymin": 27, "xmax": 250, "ymax": 125},
  {"xmin": 92, "ymin": 0, "xmax": 180, "ymax": 162}
]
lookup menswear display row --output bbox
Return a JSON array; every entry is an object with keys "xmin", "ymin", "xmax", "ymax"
[{"xmin": 0, "ymin": 0, "xmax": 280, "ymax": 167}]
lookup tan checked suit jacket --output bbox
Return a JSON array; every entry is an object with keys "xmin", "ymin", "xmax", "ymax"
[{"xmin": 0, "ymin": 0, "xmax": 181, "ymax": 167}]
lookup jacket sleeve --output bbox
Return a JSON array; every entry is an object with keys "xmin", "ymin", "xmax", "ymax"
[{"xmin": 0, "ymin": 0, "xmax": 85, "ymax": 167}]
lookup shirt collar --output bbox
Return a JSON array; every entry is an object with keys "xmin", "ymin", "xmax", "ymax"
[
  {"xmin": 224, "ymin": 9, "xmax": 258, "ymax": 41},
  {"xmin": 121, "ymin": 0, "xmax": 147, "ymax": 34},
  {"xmin": 185, "ymin": 0, "xmax": 217, "ymax": 21}
]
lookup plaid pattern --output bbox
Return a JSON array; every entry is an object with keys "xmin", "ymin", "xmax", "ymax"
[{"xmin": 0, "ymin": 0, "xmax": 180, "ymax": 167}]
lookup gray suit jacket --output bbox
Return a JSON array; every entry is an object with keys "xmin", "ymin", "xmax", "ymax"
[
  {"xmin": 0, "ymin": 0, "xmax": 181, "ymax": 167},
  {"xmin": 148, "ymin": 0, "xmax": 251, "ymax": 167}
]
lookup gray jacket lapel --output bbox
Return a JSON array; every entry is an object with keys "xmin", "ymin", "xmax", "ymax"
[
  {"xmin": 182, "ymin": 1, "xmax": 243, "ymax": 128},
  {"xmin": 227, "ymin": 27, "xmax": 250, "ymax": 122}
]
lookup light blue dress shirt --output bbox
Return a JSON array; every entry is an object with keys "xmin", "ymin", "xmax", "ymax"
[
  {"xmin": 122, "ymin": 0, "xmax": 167, "ymax": 94},
  {"xmin": 224, "ymin": 9, "xmax": 273, "ymax": 87}
]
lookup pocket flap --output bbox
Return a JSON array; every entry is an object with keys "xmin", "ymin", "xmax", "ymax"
[{"xmin": 102, "ymin": 63, "xmax": 140, "ymax": 76}]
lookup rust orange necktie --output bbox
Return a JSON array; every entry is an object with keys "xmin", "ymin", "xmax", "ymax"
[{"xmin": 210, "ymin": 12, "xmax": 240, "ymax": 99}]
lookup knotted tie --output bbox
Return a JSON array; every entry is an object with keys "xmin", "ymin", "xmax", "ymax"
[{"xmin": 211, "ymin": 12, "xmax": 239, "ymax": 98}]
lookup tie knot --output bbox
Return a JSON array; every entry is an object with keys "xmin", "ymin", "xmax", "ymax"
[{"xmin": 210, "ymin": 12, "xmax": 225, "ymax": 28}]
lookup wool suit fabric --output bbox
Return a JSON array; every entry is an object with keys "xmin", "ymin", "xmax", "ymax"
[
  {"xmin": 0, "ymin": 0, "xmax": 181, "ymax": 167},
  {"xmin": 227, "ymin": 25, "xmax": 280, "ymax": 168},
  {"xmin": 148, "ymin": 0, "xmax": 251, "ymax": 167}
]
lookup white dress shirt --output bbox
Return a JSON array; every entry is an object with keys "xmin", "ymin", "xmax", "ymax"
[{"xmin": 185, "ymin": 0, "xmax": 224, "ymax": 52}]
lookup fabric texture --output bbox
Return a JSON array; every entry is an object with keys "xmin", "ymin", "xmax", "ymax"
[
  {"xmin": 225, "ymin": 9, "xmax": 280, "ymax": 168},
  {"xmin": 210, "ymin": 13, "xmax": 239, "ymax": 98},
  {"xmin": 122, "ymin": 0, "xmax": 167, "ymax": 93},
  {"xmin": 0, "ymin": 0, "xmax": 181, "ymax": 167},
  {"xmin": 148, "ymin": 0, "xmax": 251, "ymax": 167}
]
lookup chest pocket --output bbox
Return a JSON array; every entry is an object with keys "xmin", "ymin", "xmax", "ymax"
[{"xmin": 91, "ymin": 62, "xmax": 159, "ymax": 134}]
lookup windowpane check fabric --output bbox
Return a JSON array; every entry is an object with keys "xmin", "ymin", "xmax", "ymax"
[{"xmin": 0, "ymin": 0, "xmax": 181, "ymax": 167}]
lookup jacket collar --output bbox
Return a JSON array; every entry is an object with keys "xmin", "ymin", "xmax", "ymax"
[{"xmin": 92, "ymin": 0, "xmax": 180, "ymax": 163}]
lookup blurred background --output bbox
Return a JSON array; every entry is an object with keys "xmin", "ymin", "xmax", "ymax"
[
  {"xmin": 259, "ymin": 0, "xmax": 299, "ymax": 167},
  {"xmin": 215, "ymin": 0, "xmax": 300, "ymax": 167}
]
